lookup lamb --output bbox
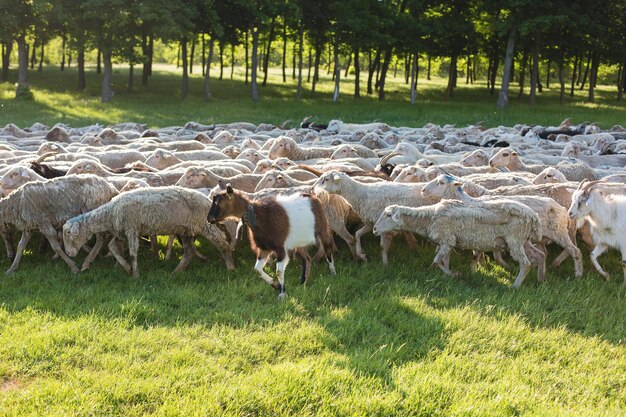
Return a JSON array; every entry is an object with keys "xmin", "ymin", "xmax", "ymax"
[
  {"xmin": 254, "ymin": 170, "xmax": 363, "ymax": 260},
  {"xmin": 175, "ymin": 166, "xmax": 264, "ymax": 192},
  {"xmin": 312, "ymin": 171, "xmax": 438, "ymax": 263},
  {"xmin": 568, "ymin": 180, "xmax": 626, "ymax": 283},
  {"xmin": 63, "ymin": 186, "xmax": 235, "ymax": 277},
  {"xmin": 489, "ymin": 148, "xmax": 598, "ymax": 181},
  {"xmin": 372, "ymin": 200, "xmax": 544, "ymax": 288},
  {"xmin": 422, "ymin": 174, "xmax": 583, "ymax": 278},
  {"xmin": 268, "ymin": 136, "xmax": 334, "ymax": 160},
  {"xmin": 208, "ymin": 182, "xmax": 336, "ymax": 299},
  {"xmin": 0, "ymin": 175, "xmax": 119, "ymax": 274}
]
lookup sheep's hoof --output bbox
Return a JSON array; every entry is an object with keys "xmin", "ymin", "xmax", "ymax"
[
  {"xmin": 355, "ymin": 253, "xmax": 367, "ymax": 262},
  {"xmin": 452, "ymin": 272, "xmax": 462, "ymax": 279},
  {"xmin": 270, "ymin": 280, "xmax": 281, "ymax": 290},
  {"xmin": 278, "ymin": 292, "xmax": 287, "ymax": 301},
  {"xmin": 5, "ymin": 269, "xmax": 15, "ymax": 276}
]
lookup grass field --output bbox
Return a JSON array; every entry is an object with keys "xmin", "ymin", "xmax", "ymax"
[{"xmin": 0, "ymin": 66, "xmax": 625, "ymax": 416}]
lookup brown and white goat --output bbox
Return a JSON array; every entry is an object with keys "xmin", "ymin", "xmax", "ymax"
[{"xmin": 208, "ymin": 181, "xmax": 336, "ymax": 299}]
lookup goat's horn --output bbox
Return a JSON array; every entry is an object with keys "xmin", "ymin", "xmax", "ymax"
[
  {"xmin": 580, "ymin": 179, "xmax": 604, "ymax": 194},
  {"xmin": 279, "ymin": 119, "xmax": 292, "ymax": 129},
  {"xmin": 33, "ymin": 152, "xmax": 58, "ymax": 164},
  {"xmin": 379, "ymin": 151, "xmax": 402, "ymax": 166}
]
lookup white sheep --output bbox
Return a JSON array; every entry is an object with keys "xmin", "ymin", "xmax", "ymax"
[{"xmin": 268, "ymin": 136, "xmax": 334, "ymax": 160}]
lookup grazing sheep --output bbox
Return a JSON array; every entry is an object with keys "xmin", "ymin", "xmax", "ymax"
[
  {"xmin": 0, "ymin": 175, "xmax": 119, "ymax": 274},
  {"xmin": 208, "ymin": 182, "xmax": 336, "ymax": 299},
  {"xmin": 373, "ymin": 200, "xmax": 544, "ymax": 288},
  {"xmin": 63, "ymin": 186, "xmax": 234, "ymax": 277}
]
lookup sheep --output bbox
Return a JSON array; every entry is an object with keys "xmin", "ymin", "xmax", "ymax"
[
  {"xmin": 268, "ymin": 136, "xmax": 334, "ymax": 160},
  {"xmin": 254, "ymin": 170, "xmax": 363, "ymax": 260},
  {"xmin": 144, "ymin": 149, "xmax": 227, "ymax": 169},
  {"xmin": 207, "ymin": 182, "xmax": 336, "ymax": 299},
  {"xmin": 533, "ymin": 167, "xmax": 568, "ymax": 184},
  {"xmin": 312, "ymin": 171, "xmax": 438, "ymax": 263},
  {"xmin": 460, "ymin": 149, "xmax": 490, "ymax": 166},
  {"xmin": 175, "ymin": 166, "xmax": 263, "ymax": 192},
  {"xmin": 63, "ymin": 186, "xmax": 235, "ymax": 277},
  {"xmin": 461, "ymin": 172, "xmax": 534, "ymax": 189},
  {"xmin": 0, "ymin": 166, "xmax": 46, "ymax": 196},
  {"xmin": 379, "ymin": 142, "xmax": 462, "ymax": 167},
  {"xmin": 372, "ymin": 200, "xmax": 544, "ymax": 288},
  {"xmin": 330, "ymin": 144, "xmax": 379, "ymax": 159},
  {"xmin": 568, "ymin": 180, "xmax": 626, "ymax": 283},
  {"xmin": 0, "ymin": 175, "xmax": 119, "ymax": 274},
  {"xmin": 236, "ymin": 149, "xmax": 266, "ymax": 165},
  {"xmin": 393, "ymin": 166, "xmax": 429, "ymax": 183},
  {"xmin": 422, "ymin": 175, "xmax": 583, "ymax": 278},
  {"xmin": 252, "ymin": 160, "xmax": 318, "ymax": 181},
  {"xmin": 66, "ymin": 159, "xmax": 184, "ymax": 186}
]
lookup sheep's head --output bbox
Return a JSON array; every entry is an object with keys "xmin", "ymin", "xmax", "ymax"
[
  {"xmin": 221, "ymin": 145, "xmax": 240, "ymax": 159},
  {"xmin": 561, "ymin": 143, "xmax": 581, "ymax": 158},
  {"xmin": 241, "ymin": 138, "xmax": 261, "ymax": 150},
  {"xmin": 67, "ymin": 159, "xmax": 102, "ymax": 175},
  {"xmin": 0, "ymin": 167, "xmax": 36, "ymax": 195},
  {"xmin": 568, "ymin": 180, "xmax": 602, "ymax": 219},
  {"xmin": 272, "ymin": 157, "xmax": 297, "ymax": 170},
  {"xmin": 488, "ymin": 148, "xmax": 517, "ymax": 168},
  {"xmin": 63, "ymin": 217, "xmax": 93, "ymax": 258},
  {"xmin": 212, "ymin": 131, "xmax": 235, "ymax": 145},
  {"xmin": 373, "ymin": 206, "xmax": 402, "ymax": 236},
  {"xmin": 208, "ymin": 181, "xmax": 245, "ymax": 224},
  {"xmin": 176, "ymin": 167, "xmax": 209, "ymax": 189},
  {"xmin": 460, "ymin": 150, "xmax": 488, "ymax": 167},
  {"xmin": 268, "ymin": 136, "xmax": 295, "ymax": 159},
  {"xmin": 81, "ymin": 135, "xmax": 102, "ymax": 146},
  {"xmin": 145, "ymin": 149, "xmax": 177, "ymax": 169},
  {"xmin": 254, "ymin": 171, "xmax": 288, "ymax": 192},
  {"xmin": 394, "ymin": 166, "xmax": 428, "ymax": 183},
  {"xmin": 194, "ymin": 133, "xmax": 213, "ymax": 144},
  {"xmin": 236, "ymin": 149, "xmax": 264, "ymax": 164},
  {"xmin": 421, "ymin": 175, "xmax": 461, "ymax": 199},
  {"xmin": 313, "ymin": 171, "xmax": 345, "ymax": 194},
  {"xmin": 37, "ymin": 141, "xmax": 65, "ymax": 156},
  {"xmin": 533, "ymin": 167, "xmax": 567, "ymax": 185},
  {"xmin": 331, "ymin": 145, "xmax": 358, "ymax": 160},
  {"xmin": 253, "ymin": 159, "xmax": 273, "ymax": 174},
  {"xmin": 119, "ymin": 179, "xmax": 149, "ymax": 193}
]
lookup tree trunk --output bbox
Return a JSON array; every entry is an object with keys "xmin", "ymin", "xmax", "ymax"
[
  {"xmin": 1, "ymin": 40, "xmax": 11, "ymax": 82},
  {"xmin": 29, "ymin": 41, "xmax": 35, "ymax": 70},
  {"xmin": 77, "ymin": 45, "xmax": 86, "ymax": 91},
  {"xmin": 367, "ymin": 50, "xmax": 381, "ymax": 94},
  {"xmin": 204, "ymin": 38, "xmax": 214, "ymax": 100},
  {"xmin": 181, "ymin": 38, "xmax": 189, "ymax": 98},
  {"xmin": 101, "ymin": 49, "xmax": 113, "ymax": 102},
  {"xmin": 231, "ymin": 44, "xmax": 235, "ymax": 79},
  {"xmin": 529, "ymin": 34, "xmax": 540, "ymax": 105},
  {"xmin": 16, "ymin": 35, "xmax": 29, "ymax": 97},
  {"xmin": 405, "ymin": 54, "xmax": 411, "ymax": 84},
  {"xmin": 307, "ymin": 47, "xmax": 312, "ymax": 83},
  {"xmin": 60, "ymin": 36, "xmax": 66, "ymax": 70},
  {"xmin": 251, "ymin": 28, "xmax": 260, "ymax": 101},
  {"xmin": 201, "ymin": 34, "xmax": 206, "ymax": 76},
  {"xmin": 410, "ymin": 51, "xmax": 418, "ymax": 104},
  {"xmin": 490, "ymin": 54, "xmax": 499, "ymax": 96},
  {"xmin": 67, "ymin": 52, "xmax": 71, "ymax": 67},
  {"xmin": 189, "ymin": 36, "xmax": 196, "ymax": 74},
  {"xmin": 327, "ymin": 42, "xmax": 332, "ymax": 75},
  {"xmin": 472, "ymin": 55, "xmax": 477, "ymax": 82},
  {"xmin": 427, "ymin": 54, "xmax": 431, "ymax": 80},
  {"xmin": 97, "ymin": 49, "xmax": 102, "ymax": 74},
  {"xmin": 378, "ymin": 48, "xmax": 392, "ymax": 100},
  {"xmin": 445, "ymin": 54, "xmax": 457, "ymax": 101},
  {"xmin": 496, "ymin": 29, "xmax": 517, "ymax": 109},
  {"xmin": 245, "ymin": 31, "xmax": 249, "ymax": 85},
  {"xmin": 344, "ymin": 53, "xmax": 352, "ymax": 77},
  {"xmin": 311, "ymin": 41, "xmax": 321, "ymax": 97},
  {"xmin": 128, "ymin": 63, "xmax": 134, "ymax": 92},
  {"xmin": 579, "ymin": 50, "xmax": 591, "ymax": 90},
  {"xmin": 518, "ymin": 50, "xmax": 528, "ymax": 98},
  {"xmin": 587, "ymin": 52, "xmax": 599, "ymax": 102},
  {"xmin": 296, "ymin": 22, "xmax": 304, "ymax": 99},
  {"xmin": 147, "ymin": 36, "xmax": 153, "ymax": 76},
  {"xmin": 38, "ymin": 42, "xmax": 44, "ymax": 72},
  {"xmin": 466, "ymin": 56, "xmax": 470, "ymax": 84},
  {"xmin": 262, "ymin": 17, "xmax": 276, "ymax": 86},
  {"xmin": 219, "ymin": 41, "xmax": 224, "ymax": 80},
  {"xmin": 332, "ymin": 36, "xmax": 340, "ymax": 102},
  {"xmin": 142, "ymin": 33, "xmax": 149, "ymax": 85},
  {"xmin": 570, "ymin": 54, "xmax": 578, "ymax": 97},
  {"xmin": 282, "ymin": 21, "xmax": 287, "ymax": 83},
  {"xmin": 292, "ymin": 42, "xmax": 296, "ymax": 79},
  {"xmin": 559, "ymin": 57, "xmax": 565, "ymax": 105},
  {"xmin": 576, "ymin": 53, "xmax": 583, "ymax": 85},
  {"xmin": 545, "ymin": 59, "xmax": 551, "ymax": 88},
  {"xmin": 354, "ymin": 48, "xmax": 360, "ymax": 98},
  {"xmin": 618, "ymin": 60, "xmax": 626, "ymax": 101}
]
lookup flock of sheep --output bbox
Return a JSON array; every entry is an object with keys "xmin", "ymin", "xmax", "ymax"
[{"xmin": 0, "ymin": 117, "xmax": 624, "ymax": 298}]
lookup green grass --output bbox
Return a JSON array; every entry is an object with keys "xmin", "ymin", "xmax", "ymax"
[{"xmin": 0, "ymin": 66, "xmax": 625, "ymax": 415}]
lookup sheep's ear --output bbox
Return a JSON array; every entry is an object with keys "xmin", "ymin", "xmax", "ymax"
[
  {"xmin": 218, "ymin": 179, "xmax": 228, "ymax": 190},
  {"xmin": 277, "ymin": 174, "xmax": 284, "ymax": 180},
  {"xmin": 21, "ymin": 170, "xmax": 30, "ymax": 178},
  {"xmin": 70, "ymin": 222, "xmax": 80, "ymax": 236},
  {"xmin": 453, "ymin": 181, "xmax": 463, "ymax": 187},
  {"xmin": 511, "ymin": 151, "xmax": 518, "ymax": 156},
  {"xmin": 391, "ymin": 210, "xmax": 400, "ymax": 223},
  {"xmin": 164, "ymin": 153, "xmax": 172, "ymax": 159},
  {"xmin": 226, "ymin": 184, "xmax": 234, "ymax": 198},
  {"xmin": 586, "ymin": 195, "xmax": 594, "ymax": 206},
  {"xmin": 332, "ymin": 174, "xmax": 341, "ymax": 182}
]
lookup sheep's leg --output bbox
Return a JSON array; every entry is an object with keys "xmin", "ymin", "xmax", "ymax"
[
  {"xmin": 354, "ymin": 225, "xmax": 372, "ymax": 262},
  {"xmin": 275, "ymin": 249, "xmax": 289, "ymax": 300},
  {"xmin": 470, "ymin": 251, "xmax": 486, "ymax": 272},
  {"xmin": 553, "ymin": 219, "xmax": 580, "ymax": 268},
  {"xmin": 493, "ymin": 251, "xmax": 509, "ymax": 267},
  {"xmin": 5, "ymin": 230, "xmax": 31, "ymax": 276},
  {"xmin": 108, "ymin": 238, "xmax": 132, "ymax": 275},
  {"xmin": 254, "ymin": 252, "xmax": 279, "ymax": 289},
  {"xmin": 204, "ymin": 223, "xmax": 236, "ymax": 270},
  {"xmin": 579, "ymin": 221, "xmax": 595, "ymax": 250},
  {"xmin": 150, "ymin": 234, "xmax": 160, "ymax": 258},
  {"xmin": 525, "ymin": 242, "xmax": 546, "ymax": 283},
  {"xmin": 173, "ymin": 236, "xmax": 194, "ymax": 273},
  {"xmin": 164, "ymin": 235, "xmax": 175, "ymax": 260},
  {"xmin": 510, "ymin": 245, "xmax": 531, "ymax": 289},
  {"xmin": 380, "ymin": 232, "xmax": 395, "ymax": 265},
  {"xmin": 126, "ymin": 233, "xmax": 140, "ymax": 278},
  {"xmin": 329, "ymin": 220, "xmax": 358, "ymax": 260},
  {"xmin": 551, "ymin": 234, "xmax": 584, "ymax": 278},
  {"xmin": 1, "ymin": 228, "xmax": 14, "ymax": 261},
  {"xmin": 590, "ymin": 243, "xmax": 609, "ymax": 280},
  {"xmin": 43, "ymin": 230, "xmax": 80, "ymax": 274},
  {"xmin": 81, "ymin": 233, "xmax": 105, "ymax": 271},
  {"xmin": 294, "ymin": 247, "xmax": 311, "ymax": 284},
  {"xmin": 433, "ymin": 244, "xmax": 457, "ymax": 277},
  {"xmin": 402, "ymin": 232, "xmax": 418, "ymax": 249}
]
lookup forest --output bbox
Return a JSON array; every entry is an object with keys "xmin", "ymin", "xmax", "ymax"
[{"xmin": 1, "ymin": 0, "xmax": 625, "ymax": 107}]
